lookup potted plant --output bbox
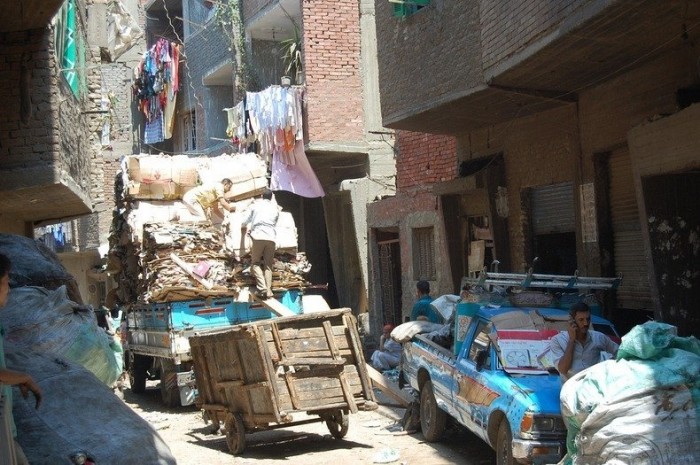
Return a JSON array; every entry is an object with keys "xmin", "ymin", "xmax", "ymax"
[{"xmin": 281, "ymin": 28, "xmax": 303, "ymax": 85}]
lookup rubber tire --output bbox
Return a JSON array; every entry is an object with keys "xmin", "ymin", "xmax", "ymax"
[
  {"xmin": 325, "ymin": 410, "xmax": 349, "ymax": 439},
  {"xmin": 224, "ymin": 413, "xmax": 246, "ymax": 455},
  {"xmin": 129, "ymin": 352, "xmax": 149, "ymax": 394},
  {"xmin": 159, "ymin": 359, "xmax": 181, "ymax": 408},
  {"xmin": 420, "ymin": 380, "xmax": 447, "ymax": 442},
  {"xmin": 496, "ymin": 420, "xmax": 515, "ymax": 465}
]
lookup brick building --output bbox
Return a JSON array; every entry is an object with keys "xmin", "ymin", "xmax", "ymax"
[
  {"xmin": 0, "ymin": 0, "xmax": 122, "ymax": 306},
  {"xmin": 140, "ymin": 0, "xmax": 397, "ymax": 317},
  {"xmin": 369, "ymin": 0, "xmax": 700, "ymax": 337}
]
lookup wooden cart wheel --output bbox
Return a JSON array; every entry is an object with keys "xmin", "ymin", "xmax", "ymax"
[
  {"xmin": 325, "ymin": 410, "xmax": 349, "ymax": 439},
  {"xmin": 224, "ymin": 413, "xmax": 246, "ymax": 455}
]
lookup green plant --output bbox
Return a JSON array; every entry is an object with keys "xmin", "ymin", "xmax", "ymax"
[
  {"xmin": 281, "ymin": 31, "xmax": 302, "ymax": 77},
  {"xmin": 213, "ymin": 0, "xmax": 254, "ymax": 96}
]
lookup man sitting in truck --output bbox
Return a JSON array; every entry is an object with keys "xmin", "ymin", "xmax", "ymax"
[
  {"xmin": 410, "ymin": 280, "xmax": 442, "ymax": 323},
  {"xmin": 549, "ymin": 302, "xmax": 619, "ymax": 382}
]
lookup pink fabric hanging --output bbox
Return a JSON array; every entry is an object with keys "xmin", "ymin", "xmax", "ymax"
[{"xmin": 270, "ymin": 140, "xmax": 325, "ymax": 198}]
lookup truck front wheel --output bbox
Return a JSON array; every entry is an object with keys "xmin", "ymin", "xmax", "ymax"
[
  {"xmin": 420, "ymin": 380, "xmax": 446, "ymax": 442},
  {"xmin": 496, "ymin": 421, "xmax": 515, "ymax": 465},
  {"xmin": 129, "ymin": 352, "xmax": 149, "ymax": 394}
]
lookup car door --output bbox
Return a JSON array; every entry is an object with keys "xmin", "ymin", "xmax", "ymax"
[{"xmin": 452, "ymin": 319, "xmax": 496, "ymax": 441}]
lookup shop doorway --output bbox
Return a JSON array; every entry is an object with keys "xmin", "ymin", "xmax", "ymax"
[{"xmin": 376, "ymin": 229, "xmax": 402, "ymax": 327}]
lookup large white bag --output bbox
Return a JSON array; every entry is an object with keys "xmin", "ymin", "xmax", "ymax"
[{"xmin": 558, "ymin": 322, "xmax": 700, "ymax": 464}]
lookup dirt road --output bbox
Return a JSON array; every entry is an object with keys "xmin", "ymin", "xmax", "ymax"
[{"xmin": 123, "ymin": 383, "xmax": 496, "ymax": 465}]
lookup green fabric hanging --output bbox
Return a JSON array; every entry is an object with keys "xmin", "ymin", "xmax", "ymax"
[{"xmin": 62, "ymin": 0, "xmax": 79, "ymax": 96}]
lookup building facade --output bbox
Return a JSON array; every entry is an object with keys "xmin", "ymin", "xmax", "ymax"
[
  {"xmin": 370, "ymin": 0, "xmax": 700, "ymax": 337},
  {"xmin": 0, "ymin": 0, "xmax": 119, "ymax": 306},
  {"xmin": 139, "ymin": 0, "xmax": 397, "ymax": 319}
]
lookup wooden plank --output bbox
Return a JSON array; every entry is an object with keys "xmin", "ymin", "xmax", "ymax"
[
  {"xmin": 284, "ymin": 371, "xmax": 301, "ymax": 410},
  {"xmin": 323, "ymin": 320, "xmax": 342, "ymax": 360},
  {"xmin": 270, "ymin": 323, "xmax": 286, "ymax": 362},
  {"xmin": 267, "ymin": 336, "xmax": 351, "ymax": 353},
  {"xmin": 169, "ymin": 252, "xmax": 215, "ymax": 289},
  {"xmin": 279, "ymin": 357, "xmax": 346, "ymax": 366},
  {"xmin": 366, "ymin": 364, "xmax": 413, "ymax": 407},
  {"xmin": 338, "ymin": 371, "xmax": 358, "ymax": 413},
  {"xmin": 343, "ymin": 313, "xmax": 374, "ymax": 401},
  {"xmin": 253, "ymin": 325, "xmax": 282, "ymax": 422},
  {"xmin": 215, "ymin": 379, "xmax": 244, "ymax": 389},
  {"xmin": 252, "ymin": 294, "xmax": 295, "ymax": 316},
  {"xmin": 200, "ymin": 403, "xmax": 228, "ymax": 412}
]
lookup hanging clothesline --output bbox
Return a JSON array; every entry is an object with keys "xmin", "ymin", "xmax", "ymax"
[
  {"xmin": 224, "ymin": 85, "xmax": 324, "ymax": 198},
  {"xmin": 133, "ymin": 38, "xmax": 181, "ymax": 144}
]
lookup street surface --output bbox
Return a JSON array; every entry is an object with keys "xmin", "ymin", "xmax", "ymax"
[{"xmin": 122, "ymin": 382, "xmax": 496, "ymax": 465}]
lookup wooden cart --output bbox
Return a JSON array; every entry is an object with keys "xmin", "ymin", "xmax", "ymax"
[{"xmin": 189, "ymin": 308, "xmax": 378, "ymax": 454}]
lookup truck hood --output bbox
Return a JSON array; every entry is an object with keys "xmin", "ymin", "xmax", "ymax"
[{"xmin": 507, "ymin": 374, "xmax": 562, "ymax": 414}]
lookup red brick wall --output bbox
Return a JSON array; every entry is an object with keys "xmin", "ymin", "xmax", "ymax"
[
  {"xmin": 302, "ymin": 0, "xmax": 363, "ymax": 143},
  {"xmin": 396, "ymin": 131, "xmax": 457, "ymax": 190}
]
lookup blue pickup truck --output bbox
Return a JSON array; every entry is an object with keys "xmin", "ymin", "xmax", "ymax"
[{"xmin": 401, "ymin": 301, "xmax": 619, "ymax": 465}]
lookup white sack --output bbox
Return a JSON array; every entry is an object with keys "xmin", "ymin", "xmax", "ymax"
[
  {"xmin": 559, "ymin": 322, "xmax": 700, "ymax": 464},
  {"xmin": 430, "ymin": 294, "xmax": 460, "ymax": 322},
  {"xmin": 391, "ymin": 320, "xmax": 446, "ymax": 343},
  {"xmin": 1, "ymin": 286, "xmax": 123, "ymax": 386}
]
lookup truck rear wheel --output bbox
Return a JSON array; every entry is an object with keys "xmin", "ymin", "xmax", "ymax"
[
  {"xmin": 420, "ymin": 380, "xmax": 446, "ymax": 442},
  {"xmin": 160, "ymin": 359, "xmax": 181, "ymax": 408},
  {"xmin": 129, "ymin": 352, "xmax": 149, "ymax": 394}
]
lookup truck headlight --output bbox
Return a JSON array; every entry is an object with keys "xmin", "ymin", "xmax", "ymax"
[{"xmin": 520, "ymin": 413, "xmax": 565, "ymax": 434}]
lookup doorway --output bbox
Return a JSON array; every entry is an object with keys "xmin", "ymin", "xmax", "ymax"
[{"xmin": 376, "ymin": 229, "xmax": 402, "ymax": 327}]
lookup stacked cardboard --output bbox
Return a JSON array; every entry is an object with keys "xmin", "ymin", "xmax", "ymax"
[
  {"xmin": 123, "ymin": 152, "xmax": 268, "ymax": 202},
  {"xmin": 109, "ymin": 153, "xmax": 309, "ymax": 304}
]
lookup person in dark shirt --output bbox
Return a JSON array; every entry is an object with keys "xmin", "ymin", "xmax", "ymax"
[{"xmin": 410, "ymin": 280, "xmax": 442, "ymax": 323}]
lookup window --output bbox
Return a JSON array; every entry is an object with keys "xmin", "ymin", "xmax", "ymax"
[
  {"xmin": 392, "ymin": 0, "xmax": 430, "ymax": 18},
  {"xmin": 181, "ymin": 110, "xmax": 197, "ymax": 151},
  {"xmin": 413, "ymin": 227, "xmax": 435, "ymax": 280},
  {"xmin": 467, "ymin": 321, "xmax": 491, "ymax": 367}
]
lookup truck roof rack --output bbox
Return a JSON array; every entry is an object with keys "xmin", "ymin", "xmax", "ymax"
[{"xmin": 462, "ymin": 268, "xmax": 622, "ymax": 291}]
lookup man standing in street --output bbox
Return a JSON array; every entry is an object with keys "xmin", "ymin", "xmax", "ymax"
[
  {"xmin": 549, "ymin": 302, "xmax": 619, "ymax": 382},
  {"xmin": 240, "ymin": 189, "xmax": 279, "ymax": 299},
  {"xmin": 182, "ymin": 178, "xmax": 236, "ymax": 221},
  {"xmin": 0, "ymin": 253, "xmax": 42, "ymax": 465},
  {"xmin": 410, "ymin": 280, "xmax": 442, "ymax": 323}
]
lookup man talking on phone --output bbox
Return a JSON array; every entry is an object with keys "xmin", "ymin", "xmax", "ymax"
[{"xmin": 549, "ymin": 302, "xmax": 619, "ymax": 383}]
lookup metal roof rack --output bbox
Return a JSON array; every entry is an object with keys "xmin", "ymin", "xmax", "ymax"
[{"xmin": 462, "ymin": 266, "xmax": 622, "ymax": 292}]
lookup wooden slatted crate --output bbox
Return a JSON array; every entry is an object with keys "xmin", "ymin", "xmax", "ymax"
[{"xmin": 189, "ymin": 308, "xmax": 377, "ymax": 454}]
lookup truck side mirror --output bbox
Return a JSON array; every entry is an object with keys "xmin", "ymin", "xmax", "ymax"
[{"xmin": 475, "ymin": 349, "xmax": 489, "ymax": 371}]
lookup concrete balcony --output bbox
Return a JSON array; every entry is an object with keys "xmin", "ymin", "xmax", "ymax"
[
  {"xmin": 0, "ymin": 0, "xmax": 64, "ymax": 32},
  {"xmin": 376, "ymin": 0, "xmax": 700, "ymax": 134}
]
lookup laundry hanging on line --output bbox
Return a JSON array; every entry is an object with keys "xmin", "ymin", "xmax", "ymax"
[
  {"xmin": 224, "ymin": 85, "xmax": 324, "ymax": 198},
  {"xmin": 133, "ymin": 38, "xmax": 181, "ymax": 144}
]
